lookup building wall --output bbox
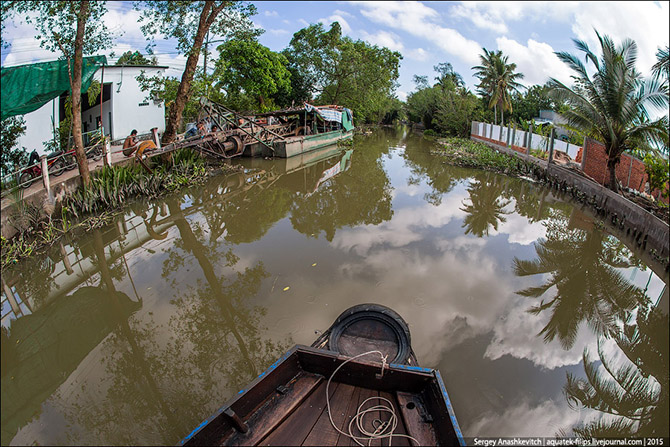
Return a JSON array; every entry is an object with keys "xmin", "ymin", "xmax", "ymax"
[
  {"xmin": 95, "ymin": 66, "xmax": 165, "ymax": 141},
  {"xmin": 16, "ymin": 65, "xmax": 166, "ymax": 156},
  {"xmin": 16, "ymin": 98, "xmax": 61, "ymax": 155}
]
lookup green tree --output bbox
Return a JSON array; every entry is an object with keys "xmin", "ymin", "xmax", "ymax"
[
  {"xmin": 213, "ymin": 39, "xmax": 291, "ymax": 112},
  {"xmin": 643, "ymin": 153, "xmax": 669, "ymax": 200},
  {"xmin": 413, "ymin": 75, "xmax": 430, "ymax": 91},
  {"xmin": 472, "ymin": 48, "xmax": 524, "ymax": 126},
  {"xmin": 509, "ymin": 84, "xmax": 555, "ymax": 123},
  {"xmin": 115, "ymin": 50, "xmax": 157, "ymax": 65},
  {"xmin": 285, "ymin": 22, "xmax": 402, "ymax": 124},
  {"xmin": 135, "ymin": 0, "xmax": 259, "ymax": 144},
  {"xmin": 0, "ymin": 116, "xmax": 27, "ymax": 177},
  {"xmin": 8, "ymin": 0, "xmax": 113, "ymax": 188},
  {"xmin": 547, "ymin": 31, "xmax": 669, "ymax": 192},
  {"xmin": 433, "ymin": 61, "xmax": 464, "ymax": 91}
]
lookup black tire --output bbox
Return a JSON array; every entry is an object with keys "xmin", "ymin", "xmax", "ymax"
[
  {"xmin": 326, "ymin": 303, "xmax": 413, "ymax": 365},
  {"xmin": 50, "ymin": 158, "xmax": 65, "ymax": 177},
  {"xmin": 65, "ymin": 155, "xmax": 77, "ymax": 170},
  {"xmin": 18, "ymin": 172, "xmax": 34, "ymax": 189}
]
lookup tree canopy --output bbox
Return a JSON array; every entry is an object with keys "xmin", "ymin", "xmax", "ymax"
[
  {"xmin": 213, "ymin": 39, "xmax": 291, "ymax": 112},
  {"xmin": 115, "ymin": 50, "xmax": 157, "ymax": 65},
  {"xmin": 284, "ymin": 22, "xmax": 402, "ymax": 124}
]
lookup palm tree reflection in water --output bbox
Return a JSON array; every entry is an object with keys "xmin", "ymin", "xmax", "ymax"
[
  {"xmin": 460, "ymin": 173, "xmax": 511, "ymax": 238},
  {"xmin": 562, "ymin": 303, "xmax": 668, "ymax": 437},
  {"xmin": 513, "ymin": 218, "xmax": 644, "ymax": 350}
]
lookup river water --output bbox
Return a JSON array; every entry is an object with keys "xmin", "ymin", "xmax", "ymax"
[{"xmin": 1, "ymin": 127, "xmax": 668, "ymax": 445}]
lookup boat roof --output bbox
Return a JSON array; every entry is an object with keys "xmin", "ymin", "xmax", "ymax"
[{"xmin": 251, "ymin": 103, "xmax": 349, "ymax": 118}]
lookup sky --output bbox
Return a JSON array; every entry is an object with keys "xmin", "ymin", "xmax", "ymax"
[{"xmin": 1, "ymin": 1, "xmax": 669, "ymax": 103}]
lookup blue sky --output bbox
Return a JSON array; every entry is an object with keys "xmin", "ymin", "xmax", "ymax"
[{"xmin": 2, "ymin": 1, "xmax": 669, "ymax": 102}]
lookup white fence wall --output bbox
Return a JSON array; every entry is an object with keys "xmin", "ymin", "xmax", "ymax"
[{"xmin": 471, "ymin": 121, "xmax": 581, "ymax": 160}]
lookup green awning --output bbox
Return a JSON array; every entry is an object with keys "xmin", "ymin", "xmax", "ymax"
[{"xmin": 0, "ymin": 55, "xmax": 107, "ymax": 120}]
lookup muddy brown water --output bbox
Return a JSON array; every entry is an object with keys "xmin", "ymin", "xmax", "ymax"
[{"xmin": 1, "ymin": 127, "xmax": 668, "ymax": 445}]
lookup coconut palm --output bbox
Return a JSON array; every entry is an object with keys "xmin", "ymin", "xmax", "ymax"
[
  {"xmin": 651, "ymin": 45, "xmax": 669, "ymax": 85},
  {"xmin": 472, "ymin": 49, "xmax": 524, "ymax": 126},
  {"xmin": 547, "ymin": 31, "xmax": 669, "ymax": 192}
]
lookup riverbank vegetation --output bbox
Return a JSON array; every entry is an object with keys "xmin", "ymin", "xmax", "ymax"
[{"xmin": 1, "ymin": 149, "xmax": 235, "ymax": 270}]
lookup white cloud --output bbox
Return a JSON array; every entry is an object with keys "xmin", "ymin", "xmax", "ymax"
[
  {"xmin": 496, "ymin": 36, "xmax": 575, "ymax": 87},
  {"xmin": 355, "ymin": 1, "xmax": 483, "ymax": 65},
  {"xmin": 318, "ymin": 14, "xmax": 352, "ymax": 34},
  {"xmin": 264, "ymin": 10, "xmax": 279, "ymax": 17},
  {"xmin": 360, "ymin": 30, "xmax": 404, "ymax": 51},
  {"xmin": 268, "ymin": 29, "xmax": 290, "ymax": 36},
  {"xmin": 298, "ymin": 18, "xmax": 310, "ymax": 27},
  {"xmin": 396, "ymin": 90, "xmax": 408, "ymax": 101},
  {"xmin": 467, "ymin": 398, "xmax": 583, "ymax": 437},
  {"xmin": 405, "ymin": 48, "xmax": 429, "ymax": 62},
  {"xmin": 571, "ymin": 2, "xmax": 669, "ymax": 76}
]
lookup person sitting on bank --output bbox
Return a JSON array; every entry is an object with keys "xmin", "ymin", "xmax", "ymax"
[
  {"xmin": 184, "ymin": 120, "xmax": 205, "ymax": 139},
  {"xmin": 122, "ymin": 129, "xmax": 139, "ymax": 156}
]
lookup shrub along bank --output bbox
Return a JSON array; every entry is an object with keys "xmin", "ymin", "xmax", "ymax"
[{"xmin": 1, "ymin": 149, "xmax": 237, "ymax": 269}]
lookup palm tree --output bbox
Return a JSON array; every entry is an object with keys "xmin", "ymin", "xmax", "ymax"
[
  {"xmin": 547, "ymin": 31, "xmax": 669, "ymax": 193},
  {"xmin": 651, "ymin": 45, "xmax": 669, "ymax": 85},
  {"xmin": 472, "ymin": 49, "xmax": 524, "ymax": 126}
]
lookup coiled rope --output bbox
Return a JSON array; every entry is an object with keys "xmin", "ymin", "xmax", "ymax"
[{"xmin": 325, "ymin": 350, "xmax": 420, "ymax": 446}]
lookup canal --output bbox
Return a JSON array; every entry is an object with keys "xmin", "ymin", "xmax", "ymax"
[{"xmin": 1, "ymin": 127, "xmax": 668, "ymax": 444}]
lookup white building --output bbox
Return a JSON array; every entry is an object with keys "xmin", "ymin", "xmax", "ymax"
[{"xmin": 17, "ymin": 64, "xmax": 167, "ymax": 154}]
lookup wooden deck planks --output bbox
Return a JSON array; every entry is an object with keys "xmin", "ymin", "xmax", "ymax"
[
  {"xmin": 335, "ymin": 386, "xmax": 363, "ymax": 446},
  {"xmin": 302, "ymin": 382, "xmax": 356, "ymax": 446},
  {"xmin": 379, "ymin": 391, "xmax": 410, "ymax": 447},
  {"xmin": 396, "ymin": 391, "xmax": 438, "ymax": 446},
  {"xmin": 259, "ymin": 381, "xmax": 340, "ymax": 446},
  {"xmin": 224, "ymin": 372, "xmax": 322, "ymax": 446}
]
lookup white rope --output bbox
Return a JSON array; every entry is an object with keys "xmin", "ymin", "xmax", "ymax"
[{"xmin": 325, "ymin": 350, "xmax": 420, "ymax": 446}]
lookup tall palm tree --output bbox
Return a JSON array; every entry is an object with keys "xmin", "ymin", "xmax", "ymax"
[
  {"xmin": 472, "ymin": 49, "xmax": 524, "ymax": 126},
  {"xmin": 547, "ymin": 31, "xmax": 669, "ymax": 192},
  {"xmin": 460, "ymin": 173, "xmax": 511, "ymax": 237}
]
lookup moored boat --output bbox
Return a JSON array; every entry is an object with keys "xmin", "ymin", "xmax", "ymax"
[{"xmin": 180, "ymin": 304, "xmax": 464, "ymax": 446}]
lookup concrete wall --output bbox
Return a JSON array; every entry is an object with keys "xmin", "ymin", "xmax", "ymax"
[{"xmin": 472, "ymin": 121, "xmax": 581, "ymax": 159}]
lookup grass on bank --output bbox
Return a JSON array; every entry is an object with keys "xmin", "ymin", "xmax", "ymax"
[
  {"xmin": 434, "ymin": 137, "xmax": 535, "ymax": 176},
  {"xmin": 1, "ymin": 149, "xmax": 229, "ymax": 269}
]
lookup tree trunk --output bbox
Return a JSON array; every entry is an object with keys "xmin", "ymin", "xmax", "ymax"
[
  {"xmin": 161, "ymin": 1, "xmax": 216, "ymax": 145},
  {"xmin": 71, "ymin": 1, "xmax": 91, "ymax": 187},
  {"xmin": 607, "ymin": 155, "xmax": 619, "ymax": 193}
]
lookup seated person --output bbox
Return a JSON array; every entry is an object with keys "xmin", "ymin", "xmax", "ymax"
[
  {"xmin": 28, "ymin": 149, "xmax": 40, "ymax": 166},
  {"xmin": 184, "ymin": 120, "xmax": 205, "ymax": 139},
  {"xmin": 122, "ymin": 129, "xmax": 139, "ymax": 156}
]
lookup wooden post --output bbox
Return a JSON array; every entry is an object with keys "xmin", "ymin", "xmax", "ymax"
[
  {"xmin": 505, "ymin": 125, "xmax": 511, "ymax": 147},
  {"xmin": 527, "ymin": 123, "xmax": 534, "ymax": 155},
  {"xmin": 2, "ymin": 276, "xmax": 22, "ymax": 316},
  {"xmin": 60, "ymin": 241, "xmax": 74, "ymax": 274},
  {"xmin": 40, "ymin": 154, "xmax": 51, "ymax": 197},
  {"xmin": 547, "ymin": 129, "xmax": 555, "ymax": 164},
  {"xmin": 152, "ymin": 127, "xmax": 161, "ymax": 149},
  {"xmin": 489, "ymin": 123, "xmax": 493, "ymax": 139},
  {"xmin": 581, "ymin": 136, "xmax": 588, "ymax": 171},
  {"xmin": 510, "ymin": 124, "xmax": 516, "ymax": 150},
  {"xmin": 103, "ymin": 136, "xmax": 112, "ymax": 167}
]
